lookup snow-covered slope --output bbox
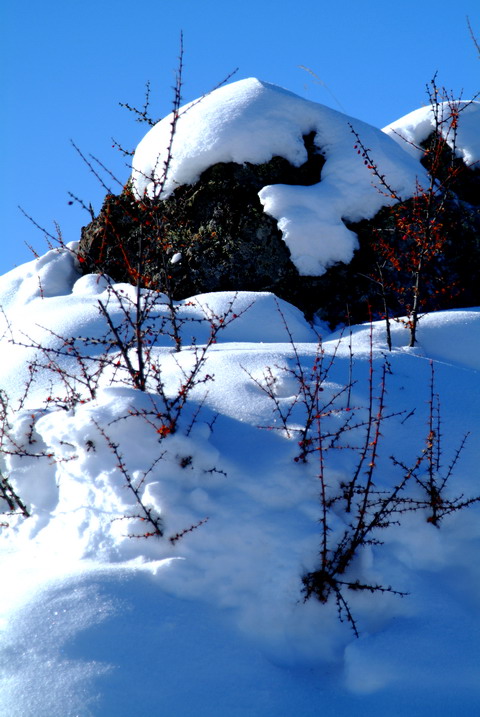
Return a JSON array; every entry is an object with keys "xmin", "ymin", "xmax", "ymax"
[
  {"xmin": 1, "ymin": 245, "xmax": 480, "ymax": 716},
  {"xmin": 2, "ymin": 78, "xmax": 480, "ymax": 716}
]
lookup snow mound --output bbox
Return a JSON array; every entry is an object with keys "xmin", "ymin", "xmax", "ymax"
[
  {"xmin": 383, "ymin": 100, "xmax": 480, "ymax": 166},
  {"xmin": 2, "ymin": 244, "xmax": 480, "ymax": 712},
  {"xmin": 0, "ymin": 245, "xmax": 316, "ymax": 406},
  {"xmin": 0, "ymin": 242, "xmax": 80, "ymax": 311},
  {"xmin": 132, "ymin": 78, "xmax": 425, "ymax": 276},
  {"xmin": 327, "ymin": 309, "xmax": 480, "ymax": 372}
]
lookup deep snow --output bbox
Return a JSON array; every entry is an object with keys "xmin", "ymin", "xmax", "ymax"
[
  {"xmin": 1, "ymin": 245, "xmax": 480, "ymax": 716},
  {"xmin": 1, "ymin": 79, "xmax": 480, "ymax": 716}
]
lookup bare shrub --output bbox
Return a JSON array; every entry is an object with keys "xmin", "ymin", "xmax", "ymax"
[{"xmin": 351, "ymin": 78, "xmax": 478, "ymax": 348}]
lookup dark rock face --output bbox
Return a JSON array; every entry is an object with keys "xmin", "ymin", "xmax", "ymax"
[
  {"xmin": 78, "ymin": 130, "xmax": 480, "ymax": 327},
  {"xmin": 343, "ymin": 198, "xmax": 480, "ymax": 324},
  {"xmin": 419, "ymin": 131, "xmax": 480, "ymax": 207},
  {"xmin": 78, "ymin": 133, "xmax": 331, "ymax": 318}
]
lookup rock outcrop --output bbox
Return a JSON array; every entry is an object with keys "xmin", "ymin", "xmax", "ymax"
[{"xmin": 78, "ymin": 130, "xmax": 480, "ymax": 327}]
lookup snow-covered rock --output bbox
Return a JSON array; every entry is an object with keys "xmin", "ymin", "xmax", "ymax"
[
  {"xmin": 383, "ymin": 100, "xmax": 480, "ymax": 166},
  {"xmin": 132, "ymin": 78, "xmax": 426, "ymax": 276}
]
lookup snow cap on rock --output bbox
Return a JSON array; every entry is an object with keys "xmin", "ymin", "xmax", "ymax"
[{"xmin": 132, "ymin": 78, "xmax": 426, "ymax": 276}]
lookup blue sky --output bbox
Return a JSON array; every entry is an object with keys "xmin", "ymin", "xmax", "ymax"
[{"xmin": 1, "ymin": 0, "xmax": 479, "ymax": 276}]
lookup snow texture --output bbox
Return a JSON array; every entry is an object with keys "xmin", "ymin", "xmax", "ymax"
[
  {"xmin": 1, "ymin": 80, "xmax": 480, "ymax": 716},
  {"xmin": 1, "ymin": 245, "xmax": 480, "ymax": 716},
  {"xmin": 132, "ymin": 78, "xmax": 427, "ymax": 276},
  {"xmin": 383, "ymin": 100, "xmax": 480, "ymax": 166}
]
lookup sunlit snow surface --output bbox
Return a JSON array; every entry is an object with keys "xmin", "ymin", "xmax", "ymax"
[
  {"xmin": 0, "ymin": 246, "xmax": 480, "ymax": 716},
  {"xmin": 383, "ymin": 100, "xmax": 480, "ymax": 166},
  {"xmin": 132, "ymin": 78, "xmax": 429, "ymax": 276}
]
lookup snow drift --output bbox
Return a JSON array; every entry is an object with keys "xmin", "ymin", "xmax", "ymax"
[
  {"xmin": 1, "ymin": 78, "xmax": 480, "ymax": 715},
  {"xmin": 0, "ymin": 242, "xmax": 480, "ymax": 715}
]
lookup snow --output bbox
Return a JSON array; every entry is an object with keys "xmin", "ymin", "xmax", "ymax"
[
  {"xmin": 383, "ymin": 100, "xmax": 480, "ymax": 166},
  {"xmin": 328, "ymin": 308, "xmax": 480, "ymax": 372},
  {"xmin": 132, "ymin": 78, "xmax": 427, "ymax": 276},
  {"xmin": 1, "ymin": 244, "xmax": 480, "ymax": 715},
  {"xmin": 2, "ymin": 77, "xmax": 480, "ymax": 715}
]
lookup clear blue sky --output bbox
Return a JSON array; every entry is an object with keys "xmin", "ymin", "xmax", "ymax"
[{"xmin": 1, "ymin": 0, "xmax": 478, "ymax": 276}]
